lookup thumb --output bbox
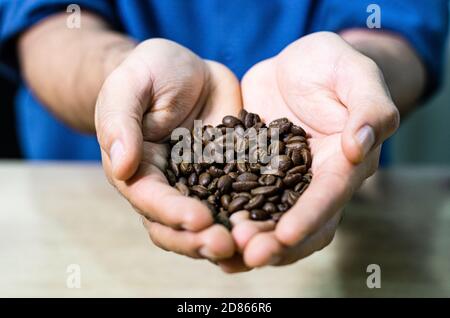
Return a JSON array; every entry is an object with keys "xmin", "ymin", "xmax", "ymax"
[
  {"xmin": 339, "ymin": 59, "xmax": 400, "ymax": 164},
  {"xmin": 95, "ymin": 66, "xmax": 147, "ymax": 181}
]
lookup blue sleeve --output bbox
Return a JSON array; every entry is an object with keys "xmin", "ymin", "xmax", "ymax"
[
  {"xmin": 0, "ymin": 0, "xmax": 118, "ymax": 77},
  {"xmin": 309, "ymin": 0, "xmax": 449, "ymax": 98}
]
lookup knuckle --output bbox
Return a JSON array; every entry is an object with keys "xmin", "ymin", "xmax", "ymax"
[{"xmin": 385, "ymin": 107, "xmax": 400, "ymax": 135}]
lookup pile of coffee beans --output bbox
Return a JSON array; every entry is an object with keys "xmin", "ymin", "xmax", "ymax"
[{"xmin": 165, "ymin": 110, "xmax": 312, "ymax": 229}]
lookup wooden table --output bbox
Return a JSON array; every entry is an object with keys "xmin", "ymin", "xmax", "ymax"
[{"xmin": 0, "ymin": 162, "xmax": 449, "ymax": 297}]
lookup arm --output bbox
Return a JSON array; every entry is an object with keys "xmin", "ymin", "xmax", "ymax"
[
  {"xmin": 340, "ymin": 29, "xmax": 427, "ymax": 117},
  {"xmin": 18, "ymin": 13, "xmax": 136, "ymax": 132}
]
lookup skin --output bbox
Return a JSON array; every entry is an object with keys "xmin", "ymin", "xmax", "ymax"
[{"xmin": 19, "ymin": 13, "xmax": 426, "ymax": 272}]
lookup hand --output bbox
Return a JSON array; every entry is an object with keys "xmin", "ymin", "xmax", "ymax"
[
  {"xmin": 95, "ymin": 39, "xmax": 242, "ymax": 261},
  {"xmin": 219, "ymin": 32, "xmax": 400, "ymax": 272}
]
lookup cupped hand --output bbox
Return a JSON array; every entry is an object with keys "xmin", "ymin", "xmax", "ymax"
[
  {"xmin": 95, "ymin": 39, "xmax": 242, "ymax": 261},
  {"xmin": 219, "ymin": 32, "xmax": 400, "ymax": 272}
]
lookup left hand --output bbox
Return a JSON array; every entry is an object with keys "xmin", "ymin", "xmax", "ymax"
[{"xmin": 218, "ymin": 32, "xmax": 400, "ymax": 272}]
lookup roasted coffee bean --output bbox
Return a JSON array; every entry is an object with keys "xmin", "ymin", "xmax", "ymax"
[
  {"xmin": 262, "ymin": 202, "xmax": 277, "ymax": 213},
  {"xmin": 220, "ymin": 194, "xmax": 231, "ymax": 209},
  {"xmin": 190, "ymin": 185, "xmax": 209, "ymax": 199},
  {"xmin": 301, "ymin": 148, "xmax": 312, "ymax": 169},
  {"xmin": 283, "ymin": 173, "xmax": 303, "ymax": 187},
  {"xmin": 217, "ymin": 175, "xmax": 233, "ymax": 194},
  {"xmin": 175, "ymin": 182, "xmax": 190, "ymax": 196},
  {"xmin": 303, "ymin": 172, "xmax": 312, "ymax": 183},
  {"xmin": 287, "ymin": 191, "xmax": 299, "ymax": 206},
  {"xmin": 193, "ymin": 163, "xmax": 203, "ymax": 175},
  {"xmin": 251, "ymin": 186, "xmax": 279, "ymax": 196},
  {"xmin": 222, "ymin": 115, "xmax": 243, "ymax": 128},
  {"xmin": 267, "ymin": 195, "xmax": 280, "ymax": 203},
  {"xmin": 248, "ymin": 163, "xmax": 261, "ymax": 173},
  {"xmin": 198, "ymin": 172, "xmax": 212, "ymax": 187},
  {"xmin": 208, "ymin": 166, "xmax": 224, "ymax": 178},
  {"xmin": 244, "ymin": 194, "xmax": 265, "ymax": 210},
  {"xmin": 232, "ymin": 192, "xmax": 252, "ymax": 200},
  {"xmin": 208, "ymin": 178, "xmax": 218, "ymax": 192},
  {"xmin": 232, "ymin": 181, "xmax": 259, "ymax": 192},
  {"xmin": 228, "ymin": 172, "xmax": 239, "ymax": 179},
  {"xmin": 273, "ymin": 155, "xmax": 292, "ymax": 172},
  {"xmin": 286, "ymin": 165, "xmax": 307, "ymax": 175},
  {"xmin": 166, "ymin": 169, "xmax": 177, "ymax": 186},
  {"xmin": 281, "ymin": 190, "xmax": 292, "ymax": 204},
  {"xmin": 250, "ymin": 209, "xmax": 270, "ymax": 221},
  {"xmin": 295, "ymin": 182, "xmax": 309, "ymax": 194},
  {"xmin": 180, "ymin": 162, "xmax": 194, "ymax": 175},
  {"xmin": 244, "ymin": 112, "xmax": 260, "ymax": 129},
  {"xmin": 215, "ymin": 211, "xmax": 231, "ymax": 230},
  {"xmin": 237, "ymin": 162, "xmax": 248, "ymax": 173},
  {"xmin": 188, "ymin": 172, "xmax": 198, "ymax": 186},
  {"xmin": 207, "ymin": 194, "xmax": 218, "ymax": 205},
  {"xmin": 238, "ymin": 109, "xmax": 248, "ymax": 122},
  {"xmin": 290, "ymin": 124, "xmax": 306, "ymax": 137},
  {"xmin": 285, "ymin": 141, "xmax": 306, "ymax": 151},
  {"xmin": 223, "ymin": 162, "xmax": 236, "ymax": 174},
  {"xmin": 258, "ymin": 174, "xmax": 276, "ymax": 186},
  {"xmin": 277, "ymin": 203, "xmax": 289, "ymax": 212},
  {"xmin": 269, "ymin": 117, "xmax": 291, "ymax": 134},
  {"xmin": 178, "ymin": 177, "xmax": 188, "ymax": 185},
  {"xmin": 237, "ymin": 172, "xmax": 259, "ymax": 182},
  {"xmin": 228, "ymin": 196, "xmax": 250, "ymax": 213}
]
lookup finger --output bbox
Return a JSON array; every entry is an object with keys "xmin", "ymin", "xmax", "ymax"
[
  {"xmin": 95, "ymin": 59, "xmax": 149, "ymax": 180},
  {"xmin": 337, "ymin": 54, "xmax": 400, "ymax": 163},
  {"xmin": 144, "ymin": 219, "xmax": 235, "ymax": 260},
  {"xmin": 275, "ymin": 160, "xmax": 353, "ymax": 247},
  {"xmin": 106, "ymin": 142, "xmax": 213, "ymax": 231},
  {"xmin": 217, "ymin": 254, "xmax": 253, "ymax": 274},
  {"xmin": 244, "ymin": 211, "xmax": 341, "ymax": 267},
  {"xmin": 232, "ymin": 219, "xmax": 276, "ymax": 253}
]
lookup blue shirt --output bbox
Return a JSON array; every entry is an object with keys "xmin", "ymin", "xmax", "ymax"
[{"xmin": 0, "ymin": 0, "xmax": 448, "ymax": 160}]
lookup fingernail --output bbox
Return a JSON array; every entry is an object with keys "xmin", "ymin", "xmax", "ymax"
[
  {"xmin": 355, "ymin": 125, "xmax": 375, "ymax": 158},
  {"xmin": 199, "ymin": 247, "xmax": 217, "ymax": 260},
  {"xmin": 110, "ymin": 140, "xmax": 125, "ymax": 172},
  {"xmin": 269, "ymin": 255, "xmax": 281, "ymax": 265}
]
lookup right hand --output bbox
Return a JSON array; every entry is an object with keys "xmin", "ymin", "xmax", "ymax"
[{"xmin": 95, "ymin": 39, "xmax": 242, "ymax": 261}]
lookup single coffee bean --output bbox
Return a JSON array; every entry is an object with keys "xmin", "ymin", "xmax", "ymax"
[
  {"xmin": 208, "ymin": 166, "xmax": 224, "ymax": 178},
  {"xmin": 285, "ymin": 141, "xmax": 306, "ymax": 151},
  {"xmin": 244, "ymin": 112, "xmax": 260, "ymax": 129},
  {"xmin": 286, "ymin": 165, "xmax": 307, "ymax": 175},
  {"xmin": 228, "ymin": 196, "xmax": 250, "ymax": 213},
  {"xmin": 198, "ymin": 172, "xmax": 212, "ymax": 187},
  {"xmin": 238, "ymin": 109, "xmax": 248, "ymax": 122},
  {"xmin": 175, "ymin": 182, "xmax": 190, "ymax": 196},
  {"xmin": 277, "ymin": 203, "xmax": 289, "ymax": 212},
  {"xmin": 180, "ymin": 162, "xmax": 194, "ymax": 176},
  {"xmin": 262, "ymin": 202, "xmax": 277, "ymax": 213},
  {"xmin": 286, "ymin": 135, "xmax": 306, "ymax": 144},
  {"xmin": 208, "ymin": 178, "xmax": 218, "ymax": 192},
  {"xmin": 283, "ymin": 173, "xmax": 303, "ymax": 187},
  {"xmin": 244, "ymin": 194, "xmax": 265, "ymax": 210},
  {"xmin": 220, "ymin": 194, "xmax": 231, "ymax": 209},
  {"xmin": 290, "ymin": 124, "xmax": 306, "ymax": 137},
  {"xmin": 215, "ymin": 211, "xmax": 231, "ymax": 230},
  {"xmin": 269, "ymin": 117, "xmax": 291, "ymax": 134},
  {"xmin": 217, "ymin": 175, "xmax": 233, "ymax": 194},
  {"xmin": 296, "ymin": 182, "xmax": 309, "ymax": 194},
  {"xmin": 193, "ymin": 163, "xmax": 203, "ymax": 175},
  {"xmin": 303, "ymin": 172, "xmax": 313, "ymax": 183},
  {"xmin": 207, "ymin": 194, "xmax": 217, "ymax": 205},
  {"xmin": 223, "ymin": 162, "xmax": 236, "ymax": 174},
  {"xmin": 287, "ymin": 191, "xmax": 300, "ymax": 206},
  {"xmin": 273, "ymin": 155, "xmax": 292, "ymax": 172},
  {"xmin": 232, "ymin": 192, "xmax": 252, "ymax": 202},
  {"xmin": 237, "ymin": 162, "xmax": 248, "ymax": 173},
  {"xmin": 190, "ymin": 185, "xmax": 209, "ymax": 199},
  {"xmin": 267, "ymin": 195, "xmax": 281, "ymax": 203},
  {"xmin": 301, "ymin": 148, "xmax": 312, "ymax": 169},
  {"xmin": 166, "ymin": 169, "xmax": 177, "ymax": 186},
  {"xmin": 232, "ymin": 181, "xmax": 259, "ymax": 192},
  {"xmin": 258, "ymin": 174, "xmax": 276, "ymax": 186},
  {"xmin": 188, "ymin": 172, "xmax": 198, "ymax": 186},
  {"xmin": 251, "ymin": 186, "xmax": 279, "ymax": 196},
  {"xmin": 223, "ymin": 115, "xmax": 243, "ymax": 128},
  {"xmin": 237, "ymin": 172, "xmax": 259, "ymax": 182},
  {"xmin": 281, "ymin": 190, "xmax": 292, "ymax": 204},
  {"xmin": 283, "ymin": 133, "xmax": 294, "ymax": 143},
  {"xmin": 250, "ymin": 209, "xmax": 271, "ymax": 221}
]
